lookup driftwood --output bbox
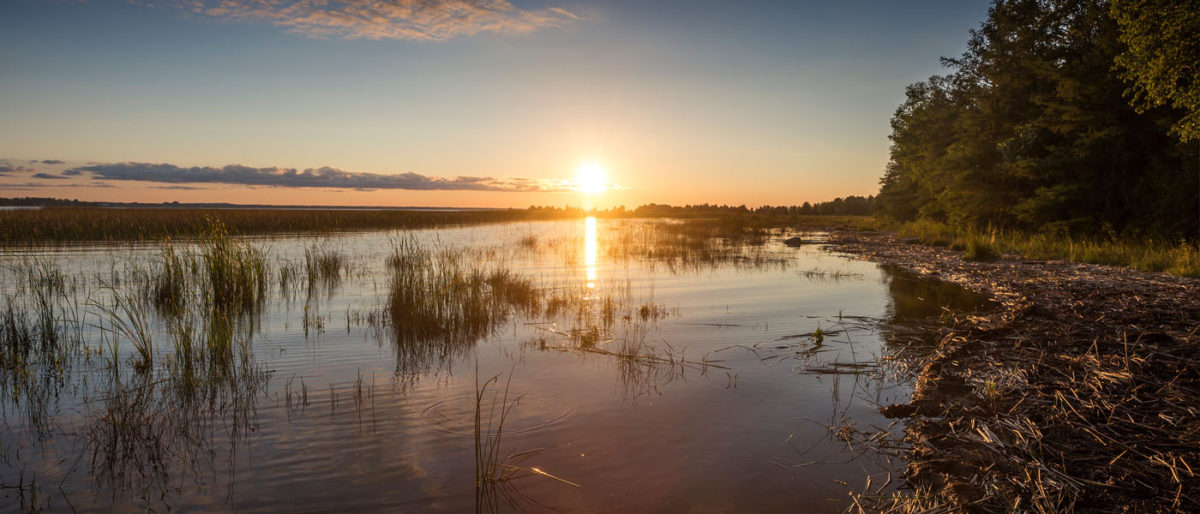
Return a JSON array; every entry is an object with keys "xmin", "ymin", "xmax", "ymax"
[{"xmin": 831, "ymin": 230, "xmax": 1200, "ymax": 512}]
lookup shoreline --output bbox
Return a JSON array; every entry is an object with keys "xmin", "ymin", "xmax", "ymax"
[{"xmin": 828, "ymin": 229, "xmax": 1200, "ymax": 511}]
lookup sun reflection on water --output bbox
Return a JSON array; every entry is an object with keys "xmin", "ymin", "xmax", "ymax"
[{"xmin": 585, "ymin": 216, "xmax": 597, "ymax": 289}]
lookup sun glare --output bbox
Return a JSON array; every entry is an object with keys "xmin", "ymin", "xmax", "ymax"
[{"xmin": 575, "ymin": 162, "xmax": 608, "ymax": 194}]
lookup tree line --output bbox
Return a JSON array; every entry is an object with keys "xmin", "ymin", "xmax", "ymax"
[
  {"xmin": 875, "ymin": 0, "xmax": 1199, "ymax": 239},
  {"xmin": 633, "ymin": 196, "xmax": 874, "ymax": 217}
]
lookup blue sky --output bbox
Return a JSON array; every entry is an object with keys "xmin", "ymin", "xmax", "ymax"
[{"xmin": 0, "ymin": 0, "xmax": 992, "ymax": 207}]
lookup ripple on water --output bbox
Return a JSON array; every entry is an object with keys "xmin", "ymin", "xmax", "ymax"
[{"xmin": 420, "ymin": 391, "xmax": 577, "ymax": 437}]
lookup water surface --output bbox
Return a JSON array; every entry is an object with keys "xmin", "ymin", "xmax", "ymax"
[{"xmin": 0, "ymin": 218, "xmax": 989, "ymax": 512}]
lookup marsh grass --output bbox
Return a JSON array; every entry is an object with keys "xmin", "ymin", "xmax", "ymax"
[
  {"xmin": 149, "ymin": 241, "xmax": 195, "ymax": 316},
  {"xmin": 0, "ymin": 260, "xmax": 86, "ymax": 439},
  {"xmin": 895, "ymin": 220, "xmax": 1200, "ymax": 276},
  {"xmin": 92, "ymin": 284, "xmax": 156, "ymax": 373},
  {"xmin": 304, "ymin": 243, "xmax": 346, "ymax": 294},
  {"xmin": 200, "ymin": 221, "xmax": 268, "ymax": 313},
  {"xmin": 382, "ymin": 238, "xmax": 540, "ymax": 377},
  {"xmin": 0, "ymin": 206, "xmax": 557, "ymax": 243}
]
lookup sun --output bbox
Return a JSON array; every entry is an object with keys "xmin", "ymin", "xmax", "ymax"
[{"xmin": 575, "ymin": 162, "xmax": 608, "ymax": 194}]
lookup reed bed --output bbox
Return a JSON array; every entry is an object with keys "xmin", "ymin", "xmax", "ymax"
[{"xmin": 0, "ymin": 207, "xmax": 574, "ymax": 243}]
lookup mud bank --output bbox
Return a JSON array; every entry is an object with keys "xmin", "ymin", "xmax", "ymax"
[{"xmin": 828, "ymin": 230, "xmax": 1200, "ymax": 511}]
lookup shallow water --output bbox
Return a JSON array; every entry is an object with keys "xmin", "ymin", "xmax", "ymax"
[{"xmin": 0, "ymin": 218, "xmax": 989, "ymax": 512}]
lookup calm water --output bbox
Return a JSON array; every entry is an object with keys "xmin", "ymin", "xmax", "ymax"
[{"xmin": 0, "ymin": 219, "xmax": 988, "ymax": 512}]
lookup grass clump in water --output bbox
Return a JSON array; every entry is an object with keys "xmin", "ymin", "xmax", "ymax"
[
  {"xmin": 149, "ymin": 241, "xmax": 195, "ymax": 316},
  {"xmin": 382, "ymin": 238, "xmax": 539, "ymax": 377},
  {"xmin": 304, "ymin": 243, "xmax": 346, "ymax": 293},
  {"xmin": 199, "ymin": 220, "xmax": 268, "ymax": 314}
]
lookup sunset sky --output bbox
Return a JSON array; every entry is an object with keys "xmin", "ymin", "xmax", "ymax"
[{"xmin": 0, "ymin": 0, "xmax": 990, "ymax": 208}]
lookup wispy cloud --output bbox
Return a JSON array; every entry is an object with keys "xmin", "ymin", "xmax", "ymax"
[
  {"xmin": 153, "ymin": 185, "xmax": 208, "ymax": 190},
  {"xmin": 31, "ymin": 172, "xmax": 69, "ymax": 180},
  {"xmin": 67, "ymin": 162, "xmax": 569, "ymax": 192},
  {"xmin": 0, "ymin": 182, "xmax": 59, "ymax": 190},
  {"xmin": 0, "ymin": 163, "xmax": 34, "ymax": 174},
  {"xmin": 37, "ymin": 159, "xmax": 65, "ymax": 165},
  {"xmin": 170, "ymin": 0, "xmax": 578, "ymax": 41}
]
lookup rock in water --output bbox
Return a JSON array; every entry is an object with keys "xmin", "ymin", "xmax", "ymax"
[{"xmin": 783, "ymin": 236, "xmax": 814, "ymax": 247}]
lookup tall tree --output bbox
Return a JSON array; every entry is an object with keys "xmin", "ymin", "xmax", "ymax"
[
  {"xmin": 1111, "ymin": 0, "xmax": 1200, "ymax": 142},
  {"xmin": 877, "ymin": 0, "xmax": 1198, "ymax": 238}
]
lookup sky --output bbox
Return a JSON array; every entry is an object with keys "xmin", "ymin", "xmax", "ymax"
[{"xmin": 0, "ymin": 0, "xmax": 992, "ymax": 208}]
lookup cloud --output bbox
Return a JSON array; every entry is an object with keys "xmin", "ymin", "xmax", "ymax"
[
  {"xmin": 61, "ymin": 169, "xmax": 82, "ymax": 176},
  {"xmin": 39, "ymin": 159, "xmax": 65, "ymax": 165},
  {"xmin": 153, "ymin": 185, "xmax": 207, "ymax": 190},
  {"xmin": 0, "ymin": 164, "xmax": 34, "ymax": 174},
  {"xmin": 67, "ymin": 162, "xmax": 570, "ymax": 192},
  {"xmin": 0, "ymin": 182, "xmax": 59, "ymax": 190},
  {"xmin": 32, "ymin": 173, "xmax": 69, "ymax": 180},
  {"xmin": 171, "ymin": 0, "xmax": 578, "ymax": 41}
]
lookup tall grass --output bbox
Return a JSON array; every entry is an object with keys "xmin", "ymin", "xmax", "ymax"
[
  {"xmin": 199, "ymin": 221, "xmax": 268, "ymax": 314},
  {"xmin": 0, "ymin": 261, "xmax": 86, "ymax": 439},
  {"xmin": 304, "ymin": 243, "xmax": 346, "ymax": 293},
  {"xmin": 149, "ymin": 241, "xmax": 195, "ymax": 316},
  {"xmin": 383, "ymin": 238, "xmax": 539, "ymax": 377},
  {"xmin": 92, "ymin": 285, "xmax": 156, "ymax": 373},
  {"xmin": 894, "ymin": 220, "xmax": 1200, "ymax": 277}
]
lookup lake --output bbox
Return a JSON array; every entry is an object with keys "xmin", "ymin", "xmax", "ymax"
[{"xmin": 0, "ymin": 218, "xmax": 989, "ymax": 512}]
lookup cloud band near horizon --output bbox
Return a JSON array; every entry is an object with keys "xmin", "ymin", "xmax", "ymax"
[
  {"xmin": 170, "ymin": 0, "xmax": 578, "ymax": 41},
  {"xmin": 66, "ymin": 162, "xmax": 569, "ymax": 192}
]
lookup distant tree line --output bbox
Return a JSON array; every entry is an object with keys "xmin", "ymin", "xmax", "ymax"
[
  {"xmin": 0, "ymin": 197, "xmax": 94, "ymax": 207},
  {"xmin": 875, "ymin": 0, "xmax": 1199, "ymax": 239},
  {"xmin": 632, "ymin": 196, "xmax": 874, "ymax": 217}
]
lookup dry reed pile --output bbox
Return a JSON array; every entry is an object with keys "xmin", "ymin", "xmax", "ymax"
[{"xmin": 834, "ymin": 230, "xmax": 1200, "ymax": 511}]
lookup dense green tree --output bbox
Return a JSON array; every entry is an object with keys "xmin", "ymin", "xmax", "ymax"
[
  {"xmin": 1111, "ymin": 0, "xmax": 1200, "ymax": 142},
  {"xmin": 877, "ymin": 0, "xmax": 1198, "ymax": 239}
]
